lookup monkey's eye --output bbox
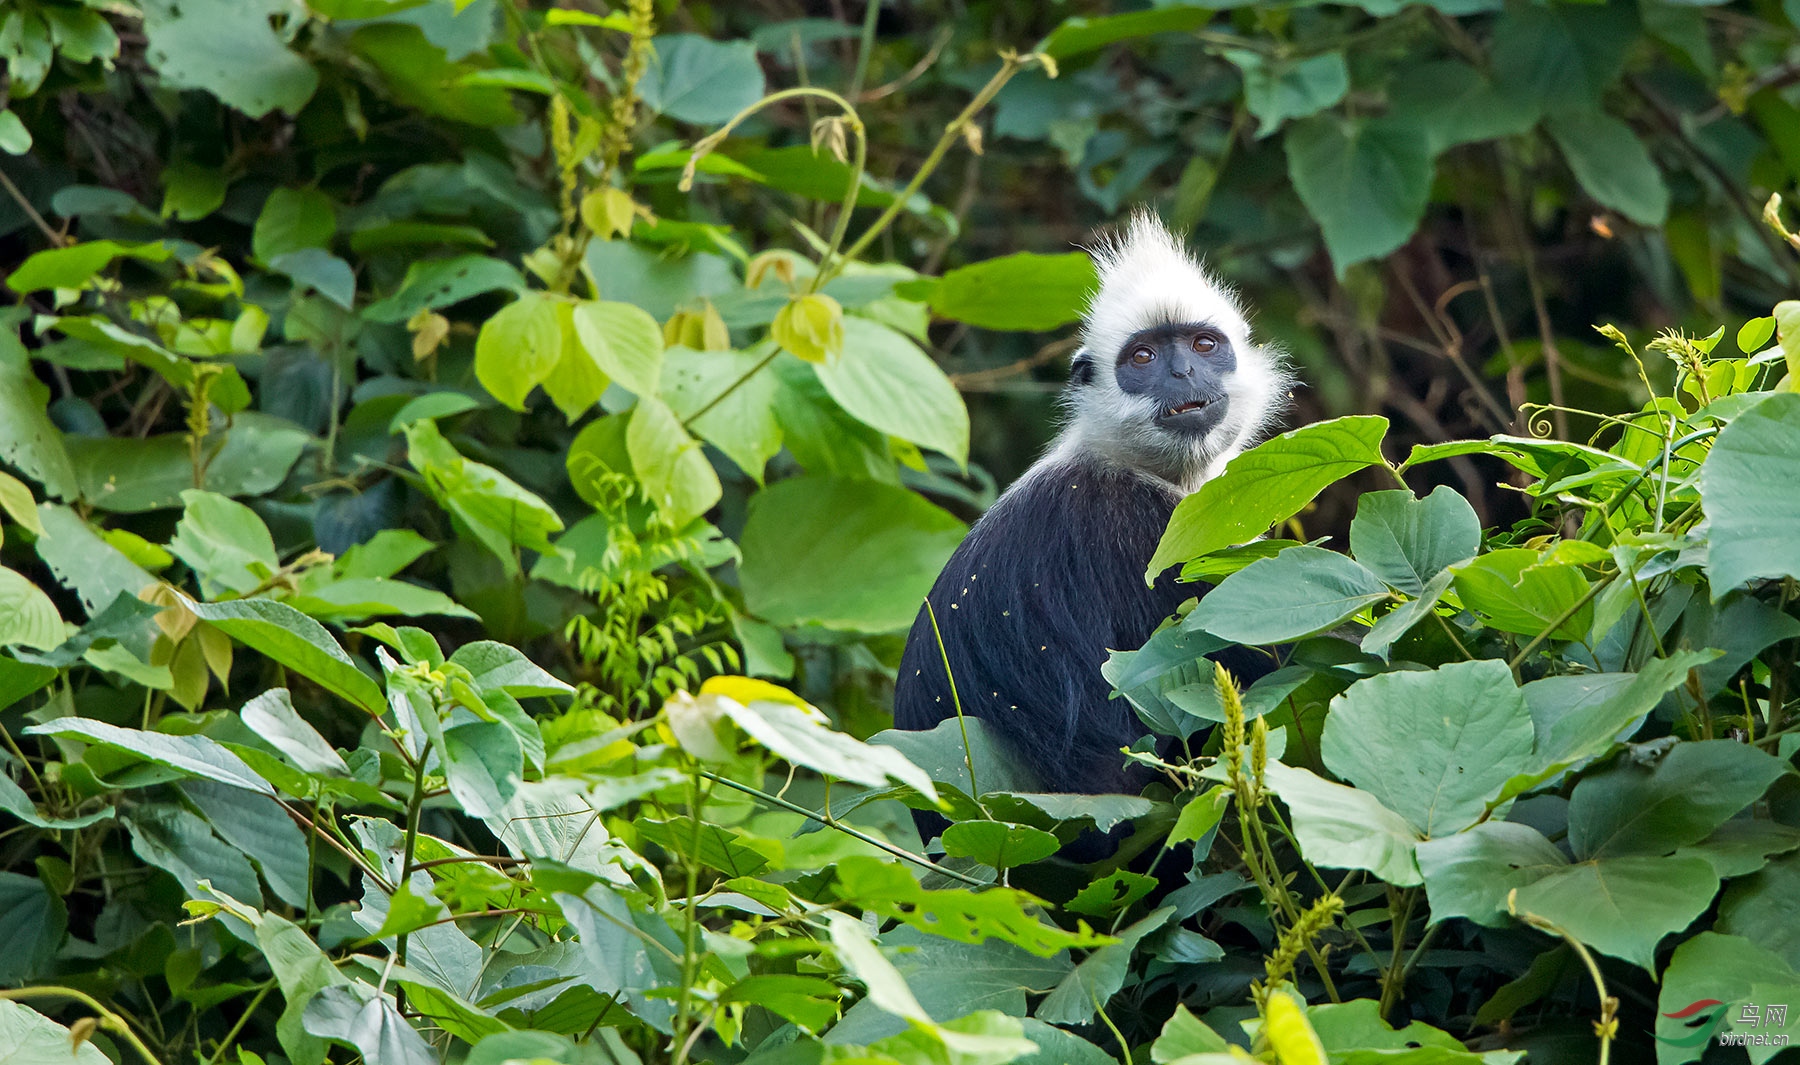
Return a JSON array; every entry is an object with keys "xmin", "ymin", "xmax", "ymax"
[
  {"xmin": 1129, "ymin": 346, "xmax": 1155, "ymax": 366},
  {"xmin": 1193, "ymin": 333, "xmax": 1219, "ymax": 355}
]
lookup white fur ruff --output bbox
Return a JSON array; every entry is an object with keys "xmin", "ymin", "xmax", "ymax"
[{"xmin": 1045, "ymin": 211, "xmax": 1292, "ymax": 494}]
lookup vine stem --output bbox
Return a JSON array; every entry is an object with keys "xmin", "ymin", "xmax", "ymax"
[
  {"xmin": 924, "ymin": 599, "xmax": 979, "ymax": 801},
  {"xmin": 0, "ymin": 986, "xmax": 164, "ymax": 1065},
  {"xmin": 697, "ymin": 770, "xmax": 986, "ymax": 886},
  {"xmin": 1509, "ymin": 891, "xmax": 1617, "ymax": 1065},
  {"xmin": 202, "ymin": 981, "xmax": 274, "ymax": 1065}
]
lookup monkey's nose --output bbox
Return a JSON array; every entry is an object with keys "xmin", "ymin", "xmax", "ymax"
[{"xmin": 1171, "ymin": 364, "xmax": 1194, "ymax": 378}]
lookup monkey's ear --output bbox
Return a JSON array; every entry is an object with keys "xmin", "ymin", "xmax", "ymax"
[{"xmin": 1069, "ymin": 349, "xmax": 1096, "ymax": 386}]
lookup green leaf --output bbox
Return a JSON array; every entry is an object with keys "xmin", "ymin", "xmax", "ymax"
[
  {"xmin": 167, "ymin": 489, "xmax": 279, "ymax": 597},
  {"xmin": 1545, "ymin": 109, "xmax": 1669, "ymax": 226},
  {"xmin": 1657, "ymin": 933, "xmax": 1800, "ymax": 1065},
  {"xmin": 0, "ymin": 771, "xmax": 111, "ymax": 829},
  {"xmin": 870, "ymin": 717, "xmax": 1044, "ymax": 797},
  {"xmin": 1740, "ymin": 316, "xmax": 1777, "ymax": 354},
  {"xmin": 1322, "ymin": 659, "xmax": 1536, "ymax": 837},
  {"xmin": 124, "ymin": 802, "xmax": 262, "ymax": 903},
  {"xmin": 404, "ymin": 419, "xmax": 564, "ymax": 574},
  {"xmin": 141, "ymin": 0, "xmax": 319, "ymax": 117},
  {"xmin": 347, "ymin": 24, "xmax": 518, "ymax": 127},
  {"xmin": 1499, "ymin": 650, "xmax": 1718, "ymax": 802},
  {"xmin": 1065, "ymin": 871, "xmax": 1158, "ymax": 918},
  {"xmin": 1152, "ymin": 1004, "xmax": 1231, "ymax": 1062},
  {"xmin": 1348, "ymin": 486, "xmax": 1481, "ymax": 595},
  {"xmin": 0, "ymin": 567, "xmax": 62, "ymax": 651},
  {"xmin": 252, "ymin": 187, "xmax": 337, "ymax": 263},
  {"xmin": 474, "ymin": 292, "xmax": 564, "ymax": 411},
  {"xmin": 183, "ymin": 596, "xmax": 386, "ymax": 715},
  {"xmin": 1360, "ymin": 568, "xmax": 1455, "ymax": 661},
  {"xmin": 1035, "ymin": 7, "xmax": 1214, "ymax": 60},
  {"xmin": 1228, "ymin": 51, "xmax": 1349, "ymax": 138},
  {"xmin": 739, "ymin": 476, "xmax": 965, "ymax": 633},
  {"xmin": 65, "ymin": 413, "xmax": 311, "ymax": 512},
  {"xmin": 1416, "ymin": 821, "xmax": 1569, "ymax": 927},
  {"xmin": 0, "ymin": 1000, "xmax": 110, "ymax": 1065},
  {"xmin": 0, "ymin": 110, "xmax": 30, "ymax": 156},
  {"xmin": 6, "ymin": 239, "xmax": 172, "ymax": 293},
  {"xmin": 1147, "ymin": 415, "xmax": 1389, "ymax": 581},
  {"xmin": 239, "ymin": 687, "xmax": 349, "ymax": 776},
  {"xmin": 159, "ymin": 160, "xmax": 227, "ymax": 221},
  {"xmin": 1185, "ymin": 546, "xmax": 1388, "ymax": 645},
  {"xmin": 1264, "ymin": 761, "xmax": 1423, "ymax": 885},
  {"xmin": 916, "ymin": 252, "xmax": 1097, "ymax": 332},
  {"xmin": 0, "ymin": 872, "xmax": 64, "ymax": 984},
  {"xmin": 640, "ymin": 35, "xmax": 766, "ymax": 125},
  {"xmin": 662, "ymin": 346, "xmax": 782, "ymax": 482},
  {"xmin": 1286, "ymin": 115, "xmax": 1433, "ymax": 274},
  {"xmin": 1490, "ymin": 3, "xmax": 1632, "ymax": 115},
  {"xmin": 270, "ymin": 249, "xmax": 356, "ymax": 310},
  {"xmin": 0, "ymin": 311, "xmax": 76, "ymax": 499},
  {"xmin": 942, "ymin": 821, "xmax": 1061, "ymax": 869},
  {"xmin": 363, "ymin": 255, "xmax": 525, "ymax": 323},
  {"xmin": 697, "ymin": 686, "xmax": 938, "ymax": 800},
  {"xmin": 829, "ymin": 925, "xmax": 1069, "ymax": 1045},
  {"xmin": 1512, "ymin": 855, "xmax": 1719, "ymax": 970},
  {"xmin": 1452, "ymin": 548, "xmax": 1593, "ymax": 642},
  {"xmin": 181, "ymin": 779, "xmax": 310, "ymax": 907},
  {"xmin": 1036, "ymin": 908, "xmax": 1172, "ymax": 1025},
  {"xmin": 301, "ymin": 985, "xmax": 435, "ymax": 1065},
  {"xmin": 1701, "ymin": 392, "xmax": 1800, "ymax": 596},
  {"xmin": 836, "ymin": 855, "xmax": 1111, "ymax": 956},
  {"xmin": 448, "ymin": 641, "xmax": 574, "ymax": 698},
  {"xmin": 441, "ymin": 719, "xmax": 522, "ymax": 819},
  {"xmin": 1566, "ymin": 739, "xmax": 1789, "ymax": 860},
  {"xmin": 626, "ymin": 394, "xmax": 721, "ymax": 527},
  {"xmin": 813, "ymin": 318, "xmax": 969, "ymax": 466},
  {"xmin": 1386, "ymin": 61, "xmax": 1540, "ymax": 154},
  {"xmin": 24, "ymin": 717, "xmax": 276, "ymax": 796},
  {"xmin": 571, "ymin": 299, "xmax": 664, "ymax": 397},
  {"xmin": 285, "ymin": 577, "xmax": 477, "ymax": 622}
]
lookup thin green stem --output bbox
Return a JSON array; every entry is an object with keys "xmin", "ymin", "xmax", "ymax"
[
  {"xmin": 698, "ymin": 770, "xmax": 986, "ymax": 886},
  {"xmin": 202, "ymin": 982, "xmax": 274, "ymax": 1065},
  {"xmin": 0, "ymin": 987, "xmax": 164, "ymax": 1065},
  {"xmin": 924, "ymin": 598, "xmax": 979, "ymax": 800},
  {"xmin": 848, "ymin": 0, "xmax": 882, "ymax": 102}
]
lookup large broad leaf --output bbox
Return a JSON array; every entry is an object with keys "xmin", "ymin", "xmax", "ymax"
[
  {"xmin": 1348, "ymin": 486, "xmax": 1481, "ymax": 596},
  {"xmin": 827, "ymin": 925, "xmax": 1070, "ymax": 1045},
  {"xmin": 1701, "ymin": 392, "xmax": 1800, "ymax": 597},
  {"xmin": 1720, "ymin": 854, "xmax": 1800, "ymax": 974},
  {"xmin": 1452, "ymin": 548, "xmax": 1593, "ymax": 642},
  {"xmin": 1184, "ymin": 546, "xmax": 1388, "ymax": 645},
  {"xmin": 0, "ymin": 310, "xmax": 76, "ymax": 499},
  {"xmin": 1385, "ymin": 61, "xmax": 1539, "ymax": 154},
  {"xmin": 1036, "ymin": 908, "xmax": 1173, "ymax": 1025},
  {"xmin": 141, "ymin": 0, "xmax": 318, "ymax": 117},
  {"xmin": 1498, "ymin": 650, "xmax": 1718, "ymax": 802},
  {"xmin": 123, "ymin": 802, "xmax": 263, "ymax": 903},
  {"xmin": 6, "ymin": 239, "xmax": 172, "ymax": 294},
  {"xmin": 626, "ymin": 395, "xmax": 721, "ymax": 527},
  {"xmin": 1148, "ymin": 416, "xmax": 1390, "ymax": 581},
  {"xmin": 870, "ymin": 717, "xmax": 1045, "ymax": 797},
  {"xmin": 812, "ymin": 318, "xmax": 969, "ymax": 466},
  {"xmin": 362, "ymin": 255, "xmax": 526, "ymax": 323},
  {"xmin": 1511, "ymin": 855, "xmax": 1719, "ymax": 971},
  {"xmin": 639, "ymin": 34, "xmax": 765, "ymax": 125},
  {"xmin": 1321, "ymin": 660, "xmax": 1536, "ymax": 837},
  {"xmin": 661, "ymin": 346, "xmax": 782, "ymax": 482},
  {"xmin": 252, "ymin": 187, "xmax": 336, "ymax": 263},
  {"xmin": 0, "ymin": 1000, "xmax": 110, "ymax": 1065},
  {"xmin": 240, "ymin": 688, "xmax": 349, "ymax": 776},
  {"xmin": 1416, "ymin": 821, "xmax": 1569, "ymax": 927},
  {"xmin": 167, "ymin": 489, "xmax": 279, "ymax": 597},
  {"xmin": 914, "ymin": 253, "xmax": 1097, "ymax": 332},
  {"xmin": 474, "ymin": 292, "xmax": 564, "ymax": 412},
  {"xmin": 404, "ymin": 420, "xmax": 564, "ymax": 574},
  {"xmin": 0, "ymin": 567, "xmax": 62, "ymax": 651},
  {"xmin": 1263, "ymin": 761, "xmax": 1423, "ymax": 886},
  {"xmin": 1229, "ymin": 51, "xmax": 1349, "ymax": 137},
  {"xmin": 448, "ymin": 641, "xmax": 574, "ymax": 698},
  {"xmin": 1657, "ymin": 933, "xmax": 1800, "ymax": 1065},
  {"xmin": 24, "ymin": 717, "xmax": 276, "ymax": 796},
  {"xmin": 1285, "ymin": 115, "xmax": 1433, "ymax": 274},
  {"xmin": 64, "ymin": 413, "xmax": 311, "ymax": 512},
  {"xmin": 1545, "ymin": 109, "xmax": 1669, "ymax": 226},
  {"xmin": 33, "ymin": 506, "xmax": 157, "ymax": 626},
  {"xmin": 1490, "ymin": 3, "xmax": 1633, "ymax": 114},
  {"xmin": 739, "ymin": 476, "xmax": 966, "ymax": 633},
  {"xmin": 181, "ymin": 779, "xmax": 309, "ymax": 906},
  {"xmin": 572, "ymin": 299, "xmax": 664, "ymax": 398},
  {"xmin": 692, "ymin": 680, "xmax": 938, "ymax": 801},
  {"xmin": 0, "ymin": 873, "xmax": 64, "ymax": 984},
  {"xmin": 184, "ymin": 597, "xmax": 386, "ymax": 715},
  {"xmin": 1566, "ymin": 739, "xmax": 1789, "ymax": 860},
  {"xmin": 301, "ymin": 985, "xmax": 435, "ymax": 1065}
]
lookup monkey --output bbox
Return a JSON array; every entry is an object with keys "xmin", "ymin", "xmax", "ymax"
[{"xmin": 892, "ymin": 212, "xmax": 1292, "ymax": 811}]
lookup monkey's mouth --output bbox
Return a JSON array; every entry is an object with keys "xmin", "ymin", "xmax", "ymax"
[{"xmin": 1157, "ymin": 394, "xmax": 1229, "ymax": 433}]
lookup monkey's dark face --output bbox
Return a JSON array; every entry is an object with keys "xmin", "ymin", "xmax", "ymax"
[{"xmin": 1112, "ymin": 323, "xmax": 1236, "ymax": 436}]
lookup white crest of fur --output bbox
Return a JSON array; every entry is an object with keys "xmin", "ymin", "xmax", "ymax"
[{"xmin": 1049, "ymin": 211, "xmax": 1291, "ymax": 493}]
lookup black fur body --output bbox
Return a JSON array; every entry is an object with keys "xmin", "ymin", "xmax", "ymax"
[{"xmin": 893, "ymin": 452, "xmax": 1263, "ymax": 796}]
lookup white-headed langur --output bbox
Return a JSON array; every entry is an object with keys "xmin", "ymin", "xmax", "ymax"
[{"xmin": 893, "ymin": 212, "xmax": 1293, "ymax": 810}]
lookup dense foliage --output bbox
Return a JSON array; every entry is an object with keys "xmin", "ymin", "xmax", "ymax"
[{"xmin": 4, "ymin": 2, "xmax": 1800, "ymax": 1065}]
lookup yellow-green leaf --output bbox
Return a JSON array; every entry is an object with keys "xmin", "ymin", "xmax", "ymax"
[
  {"xmin": 772, "ymin": 293, "xmax": 844, "ymax": 364},
  {"xmin": 474, "ymin": 292, "xmax": 564, "ymax": 411}
]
